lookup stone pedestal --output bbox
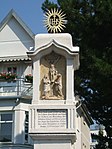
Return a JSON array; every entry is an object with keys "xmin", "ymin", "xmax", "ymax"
[
  {"xmin": 28, "ymin": 33, "xmax": 79, "ymax": 149},
  {"xmin": 29, "ymin": 105, "xmax": 76, "ymax": 149}
]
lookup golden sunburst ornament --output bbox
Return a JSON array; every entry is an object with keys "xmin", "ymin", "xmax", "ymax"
[{"xmin": 44, "ymin": 8, "xmax": 66, "ymax": 33}]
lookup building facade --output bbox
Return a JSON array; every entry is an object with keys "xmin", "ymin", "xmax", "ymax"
[{"xmin": 0, "ymin": 10, "xmax": 92, "ymax": 149}]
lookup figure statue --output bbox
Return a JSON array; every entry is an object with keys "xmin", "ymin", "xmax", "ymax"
[
  {"xmin": 49, "ymin": 64, "xmax": 57, "ymax": 83},
  {"xmin": 42, "ymin": 74, "xmax": 51, "ymax": 99},
  {"xmin": 54, "ymin": 73, "xmax": 63, "ymax": 98},
  {"xmin": 42, "ymin": 65, "xmax": 64, "ymax": 99}
]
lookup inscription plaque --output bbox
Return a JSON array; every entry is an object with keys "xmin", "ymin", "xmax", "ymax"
[{"xmin": 37, "ymin": 109, "xmax": 67, "ymax": 128}]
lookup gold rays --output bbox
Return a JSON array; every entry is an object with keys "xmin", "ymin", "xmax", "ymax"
[{"xmin": 44, "ymin": 8, "xmax": 66, "ymax": 33}]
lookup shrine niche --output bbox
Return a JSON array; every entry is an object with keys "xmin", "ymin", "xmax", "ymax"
[{"xmin": 40, "ymin": 51, "xmax": 66, "ymax": 100}]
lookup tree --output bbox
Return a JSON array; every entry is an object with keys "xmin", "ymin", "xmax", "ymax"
[
  {"xmin": 42, "ymin": 0, "xmax": 112, "ymax": 148},
  {"xmin": 91, "ymin": 125, "xmax": 109, "ymax": 149}
]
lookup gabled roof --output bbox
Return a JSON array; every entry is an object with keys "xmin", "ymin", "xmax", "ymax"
[{"xmin": 0, "ymin": 9, "xmax": 34, "ymax": 40}]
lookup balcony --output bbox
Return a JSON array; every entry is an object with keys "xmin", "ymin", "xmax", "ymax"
[{"xmin": 0, "ymin": 79, "xmax": 33, "ymax": 99}]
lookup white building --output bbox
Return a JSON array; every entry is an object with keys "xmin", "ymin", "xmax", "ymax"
[{"xmin": 0, "ymin": 10, "xmax": 93, "ymax": 149}]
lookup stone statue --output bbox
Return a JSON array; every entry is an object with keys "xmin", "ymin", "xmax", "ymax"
[
  {"xmin": 54, "ymin": 73, "xmax": 63, "ymax": 98},
  {"xmin": 49, "ymin": 64, "xmax": 57, "ymax": 83},
  {"xmin": 42, "ymin": 74, "xmax": 51, "ymax": 99},
  {"xmin": 42, "ymin": 64, "xmax": 64, "ymax": 99}
]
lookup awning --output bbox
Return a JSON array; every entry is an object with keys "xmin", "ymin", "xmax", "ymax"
[{"xmin": 0, "ymin": 55, "xmax": 31, "ymax": 62}]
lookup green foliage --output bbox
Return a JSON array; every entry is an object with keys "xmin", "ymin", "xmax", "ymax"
[
  {"xmin": 42, "ymin": 0, "xmax": 112, "ymax": 148},
  {"xmin": 0, "ymin": 72, "xmax": 17, "ymax": 81},
  {"xmin": 25, "ymin": 74, "xmax": 33, "ymax": 83},
  {"xmin": 92, "ymin": 127, "xmax": 108, "ymax": 149},
  {"xmin": 41, "ymin": 0, "xmax": 58, "ymax": 13}
]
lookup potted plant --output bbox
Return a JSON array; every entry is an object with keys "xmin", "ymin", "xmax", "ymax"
[
  {"xmin": 0, "ymin": 72, "xmax": 17, "ymax": 81},
  {"xmin": 25, "ymin": 74, "xmax": 33, "ymax": 83}
]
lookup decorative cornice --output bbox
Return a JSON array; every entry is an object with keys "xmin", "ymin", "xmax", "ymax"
[{"xmin": 27, "ymin": 39, "xmax": 79, "ymax": 57}]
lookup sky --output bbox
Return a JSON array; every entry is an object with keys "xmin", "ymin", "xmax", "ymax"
[{"xmin": 0, "ymin": 0, "xmax": 57, "ymax": 34}]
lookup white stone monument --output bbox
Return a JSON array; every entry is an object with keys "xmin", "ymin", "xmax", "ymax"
[{"xmin": 28, "ymin": 33, "xmax": 79, "ymax": 149}]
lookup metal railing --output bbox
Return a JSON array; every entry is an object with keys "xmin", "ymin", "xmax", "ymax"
[{"xmin": 0, "ymin": 78, "xmax": 33, "ymax": 98}]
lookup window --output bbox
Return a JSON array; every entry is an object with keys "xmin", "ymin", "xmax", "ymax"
[
  {"xmin": 24, "ymin": 111, "xmax": 29, "ymax": 143},
  {"xmin": 0, "ymin": 113, "xmax": 13, "ymax": 142},
  {"xmin": 7, "ymin": 67, "xmax": 17, "ymax": 73}
]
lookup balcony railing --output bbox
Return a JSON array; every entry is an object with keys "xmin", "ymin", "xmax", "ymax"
[{"xmin": 0, "ymin": 78, "xmax": 33, "ymax": 98}]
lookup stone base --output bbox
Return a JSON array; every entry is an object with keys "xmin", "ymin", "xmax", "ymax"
[
  {"xmin": 30, "ymin": 133, "xmax": 76, "ymax": 149},
  {"xmin": 29, "ymin": 104, "xmax": 76, "ymax": 149},
  {"xmin": 34, "ymin": 140, "xmax": 71, "ymax": 149}
]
